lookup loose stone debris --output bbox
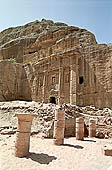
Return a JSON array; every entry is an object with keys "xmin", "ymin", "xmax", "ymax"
[{"xmin": 0, "ymin": 101, "xmax": 112, "ymax": 139}]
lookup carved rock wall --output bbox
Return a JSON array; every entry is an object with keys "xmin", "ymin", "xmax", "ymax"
[
  {"xmin": 23, "ymin": 21, "xmax": 97, "ymax": 106},
  {"xmin": 0, "ymin": 61, "xmax": 31, "ymax": 101},
  {"xmin": 0, "ymin": 19, "xmax": 112, "ymax": 108},
  {"xmin": 0, "ymin": 37, "xmax": 37, "ymax": 63},
  {"xmin": 23, "ymin": 25, "xmax": 96, "ymax": 64},
  {"xmin": 77, "ymin": 44, "xmax": 112, "ymax": 108}
]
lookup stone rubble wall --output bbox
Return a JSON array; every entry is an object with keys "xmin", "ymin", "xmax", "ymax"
[{"xmin": 0, "ymin": 101, "xmax": 112, "ymax": 138}]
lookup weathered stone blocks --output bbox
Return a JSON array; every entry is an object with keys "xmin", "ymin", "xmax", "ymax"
[
  {"xmin": 104, "ymin": 146, "xmax": 112, "ymax": 156},
  {"xmin": 15, "ymin": 114, "xmax": 35, "ymax": 158},
  {"xmin": 53, "ymin": 109, "xmax": 65, "ymax": 145},
  {"xmin": 65, "ymin": 118, "xmax": 76, "ymax": 137},
  {"xmin": 54, "ymin": 120, "xmax": 65, "ymax": 128},
  {"xmin": 76, "ymin": 117, "xmax": 84, "ymax": 140},
  {"xmin": 89, "ymin": 119, "xmax": 96, "ymax": 137},
  {"xmin": 15, "ymin": 132, "xmax": 30, "ymax": 157}
]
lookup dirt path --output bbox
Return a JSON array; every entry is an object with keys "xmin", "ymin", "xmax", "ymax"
[{"xmin": 0, "ymin": 134, "xmax": 112, "ymax": 170}]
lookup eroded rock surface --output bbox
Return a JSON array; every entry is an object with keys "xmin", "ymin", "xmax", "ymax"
[
  {"xmin": 0, "ymin": 19, "xmax": 112, "ymax": 108},
  {"xmin": 0, "ymin": 61, "xmax": 31, "ymax": 101},
  {"xmin": 0, "ymin": 19, "xmax": 68, "ymax": 63}
]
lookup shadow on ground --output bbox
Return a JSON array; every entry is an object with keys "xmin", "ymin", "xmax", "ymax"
[
  {"xmin": 27, "ymin": 152, "xmax": 57, "ymax": 164},
  {"xmin": 84, "ymin": 139, "xmax": 96, "ymax": 142},
  {"xmin": 63, "ymin": 144, "xmax": 84, "ymax": 149}
]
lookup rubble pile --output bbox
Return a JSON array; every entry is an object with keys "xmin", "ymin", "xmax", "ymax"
[{"xmin": 0, "ymin": 101, "xmax": 112, "ymax": 138}]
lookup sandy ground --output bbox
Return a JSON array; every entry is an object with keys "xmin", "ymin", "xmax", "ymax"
[{"xmin": 0, "ymin": 134, "xmax": 112, "ymax": 170}]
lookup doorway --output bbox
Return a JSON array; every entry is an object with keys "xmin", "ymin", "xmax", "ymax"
[
  {"xmin": 50, "ymin": 97, "xmax": 56, "ymax": 104},
  {"xmin": 79, "ymin": 76, "xmax": 84, "ymax": 84}
]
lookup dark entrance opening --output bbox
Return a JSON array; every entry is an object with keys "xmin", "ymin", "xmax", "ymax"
[
  {"xmin": 50, "ymin": 97, "xmax": 56, "ymax": 104},
  {"xmin": 79, "ymin": 76, "xmax": 84, "ymax": 84}
]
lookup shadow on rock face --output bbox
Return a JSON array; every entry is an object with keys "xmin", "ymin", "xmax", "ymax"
[{"xmin": 26, "ymin": 152, "xmax": 57, "ymax": 164}]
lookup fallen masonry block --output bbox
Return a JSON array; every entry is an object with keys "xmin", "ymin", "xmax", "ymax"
[{"xmin": 104, "ymin": 146, "xmax": 112, "ymax": 156}]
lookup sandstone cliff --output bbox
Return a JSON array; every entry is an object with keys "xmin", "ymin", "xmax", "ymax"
[
  {"xmin": 0, "ymin": 19, "xmax": 68, "ymax": 63},
  {"xmin": 0, "ymin": 19, "xmax": 112, "ymax": 108},
  {"xmin": 0, "ymin": 60, "xmax": 31, "ymax": 101}
]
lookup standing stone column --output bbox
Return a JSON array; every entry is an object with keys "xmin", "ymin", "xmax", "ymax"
[
  {"xmin": 53, "ymin": 109, "xmax": 65, "ymax": 145},
  {"xmin": 15, "ymin": 114, "xmax": 35, "ymax": 158},
  {"xmin": 76, "ymin": 117, "xmax": 84, "ymax": 140},
  {"xmin": 89, "ymin": 119, "xmax": 96, "ymax": 137}
]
